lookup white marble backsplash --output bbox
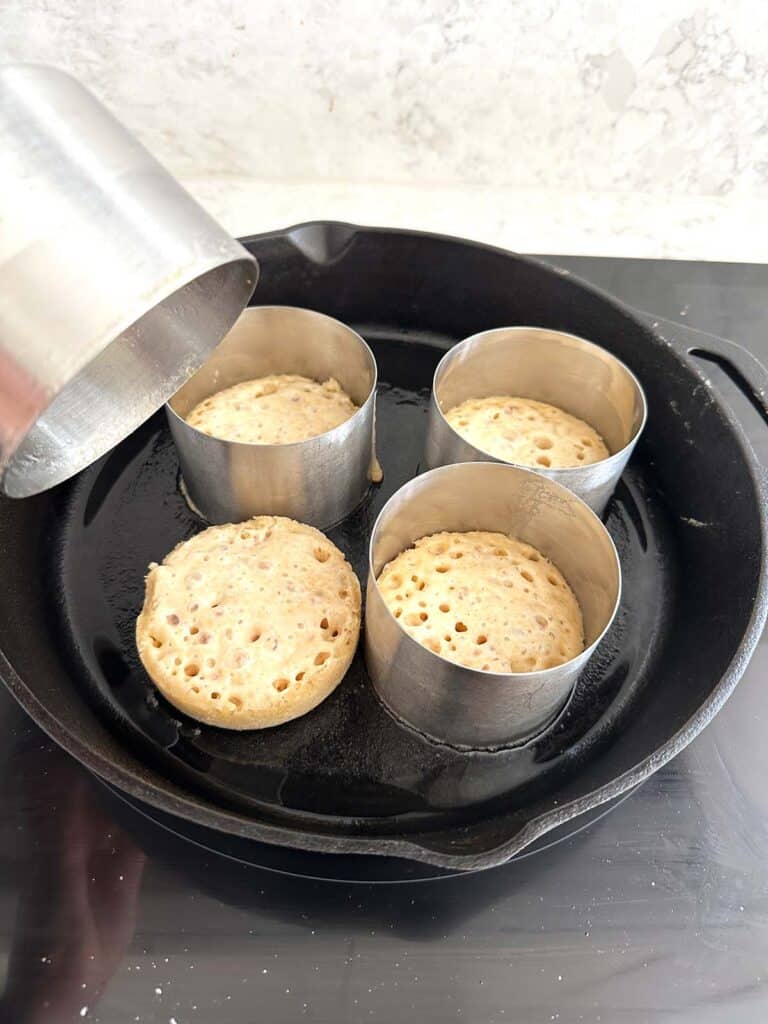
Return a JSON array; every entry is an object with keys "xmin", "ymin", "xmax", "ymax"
[
  {"xmin": 181, "ymin": 177, "xmax": 768, "ymax": 262},
  {"xmin": 1, "ymin": 1, "xmax": 766, "ymax": 258}
]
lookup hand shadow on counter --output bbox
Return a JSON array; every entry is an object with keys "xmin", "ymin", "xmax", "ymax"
[{"xmin": 0, "ymin": 740, "xmax": 146, "ymax": 1024}]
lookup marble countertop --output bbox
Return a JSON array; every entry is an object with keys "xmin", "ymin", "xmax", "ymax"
[{"xmin": 183, "ymin": 177, "xmax": 767, "ymax": 263}]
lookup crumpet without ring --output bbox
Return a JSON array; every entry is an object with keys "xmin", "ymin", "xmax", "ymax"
[
  {"xmin": 136, "ymin": 516, "xmax": 361, "ymax": 729},
  {"xmin": 378, "ymin": 530, "xmax": 584, "ymax": 673},
  {"xmin": 445, "ymin": 396, "xmax": 609, "ymax": 469}
]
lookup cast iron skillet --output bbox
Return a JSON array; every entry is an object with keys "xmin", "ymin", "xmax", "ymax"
[{"xmin": 0, "ymin": 223, "xmax": 766, "ymax": 871}]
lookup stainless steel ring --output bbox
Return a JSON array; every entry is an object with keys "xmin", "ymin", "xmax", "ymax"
[
  {"xmin": 424, "ymin": 327, "xmax": 647, "ymax": 514},
  {"xmin": 166, "ymin": 305, "xmax": 378, "ymax": 529},
  {"xmin": 364, "ymin": 462, "xmax": 621, "ymax": 749},
  {"xmin": 0, "ymin": 64, "xmax": 257, "ymax": 498}
]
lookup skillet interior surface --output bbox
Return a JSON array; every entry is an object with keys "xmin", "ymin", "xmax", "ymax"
[{"xmin": 0, "ymin": 223, "xmax": 765, "ymax": 870}]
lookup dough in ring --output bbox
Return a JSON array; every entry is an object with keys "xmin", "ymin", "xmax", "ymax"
[
  {"xmin": 445, "ymin": 396, "xmax": 609, "ymax": 469},
  {"xmin": 378, "ymin": 530, "xmax": 584, "ymax": 673},
  {"xmin": 186, "ymin": 374, "xmax": 358, "ymax": 444}
]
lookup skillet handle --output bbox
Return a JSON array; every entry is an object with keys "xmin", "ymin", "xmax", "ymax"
[{"xmin": 639, "ymin": 312, "xmax": 768, "ymax": 426}]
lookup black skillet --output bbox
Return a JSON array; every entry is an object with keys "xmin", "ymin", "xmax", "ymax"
[{"xmin": 1, "ymin": 223, "xmax": 766, "ymax": 871}]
